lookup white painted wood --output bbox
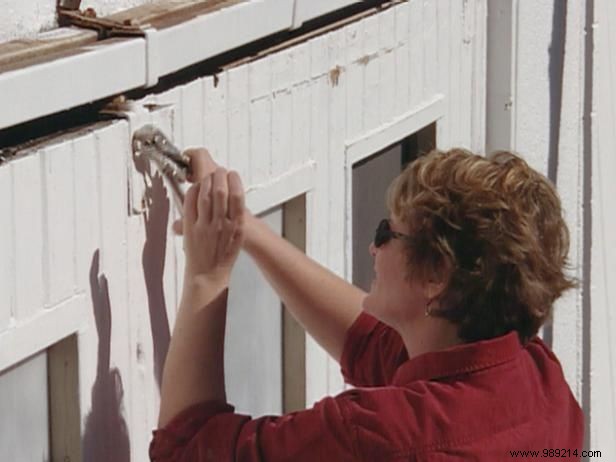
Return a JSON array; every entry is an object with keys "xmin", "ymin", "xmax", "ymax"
[
  {"xmin": 226, "ymin": 207, "xmax": 283, "ymax": 416},
  {"xmin": 422, "ymin": 0, "xmax": 438, "ymax": 103},
  {"xmin": 346, "ymin": 95, "xmax": 445, "ymax": 165},
  {"xmin": 157, "ymin": 0, "xmax": 295, "ymax": 77},
  {"xmin": 591, "ymin": 0, "xmax": 616, "ymax": 456},
  {"xmin": 448, "ymin": 0, "xmax": 463, "ymax": 147},
  {"xmin": 292, "ymin": 0, "xmax": 361, "ymax": 28},
  {"xmin": 409, "ymin": 0, "xmax": 424, "ymax": 108},
  {"xmin": 246, "ymin": 162, "xmax": 316, "ymax": 216},
  {"xmin": 271, "ymin": 49, "xmax": 295, "ymax": 178},
  {"xmin": 485, "ymin": 0, "xmax": 516, "ymax": 151},
  {"xmin": 12, "ymin": 154, "xmax": 45, "ymax": 321},
  {"xmin": 345, "ymin": 21, "xmax": 365, "ymax": 140},
  {"xmin": 73, "ymin": 131, "xmax": 103, "ymax": 295},
  {"xmin": 549, "ymin": 0, "xmax": 585, "ymax": 402},
  {"xmin": 394, "ymin": 4, "xmax": 410, "ymax": 121},
  {"xmin": 0, "ymin": 165, "xmax": 14, "ymax": 332},
  {"xmin": 0, "ymin": 295, "xmax": 85, "ymax": 373},
  {"xmin": 0, "ymin": 38, "xmax": 146, "ymax": 130},
  {"xmin": 291, "ymin": 43, "xmax": 312, "ymax": 170},
  {"xmin": 88, "ymin": 122, "xmax": 135, "ymax": 461},
  {"xmin": 42, "ymin": 140, "xmax": 77, "ymax": 307},
  {"xmin": 227, "ymin": 65, "xmax": 251, "ymax": 181},
  {"xmin": 471, "ymin": 0, "xmax": 487, "ymax": 152},
  {"xmin": 180, "ymin": 79, "xmax": 206, "ymax": 149},
  {"xmin": 0, "ymin": 351, "xmax": 49, "ymax": 462},
  {"xmin": 459, "ymin": 0, "xmax": 474, "ymax": 148},
  {"xmin": 203, "ymin": 74, "xmax": 229, "ymax": 167},
  {"xmin": 249, "ymin": 56, "xmax": 273, "ymax": 186},
  {"xmin": 363, "ymin": 15, "xmax": 381, "ymax": 132},
  {"xmin": 378, "ymin": 9, "xmax": 396, "ymax": 125},
  {"xmin": 436, "ymin": 0, "xmax": 451, "ymax": 148}
]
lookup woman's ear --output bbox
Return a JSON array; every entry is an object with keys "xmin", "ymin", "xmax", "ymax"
[{"xmin": 423, "ymin": 279, "xmax": 447, "ymax": 302}]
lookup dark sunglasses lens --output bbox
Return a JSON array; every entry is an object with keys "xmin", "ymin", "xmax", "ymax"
[{"xmin": 374, "ymin": 220, "xmax": 390, "ymax": 247}]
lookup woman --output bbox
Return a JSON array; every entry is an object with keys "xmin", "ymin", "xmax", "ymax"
[{"xmin": 150, "ymin": 148, "xmax": 584, "ymax": 461}]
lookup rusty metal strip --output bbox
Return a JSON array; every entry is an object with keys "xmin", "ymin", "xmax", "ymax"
[{"xmin": 57, "ymin": 8, "xmax": 148, "ymax": 38}]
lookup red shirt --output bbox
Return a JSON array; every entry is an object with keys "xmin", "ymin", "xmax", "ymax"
[{"xmin": 150, "ymin": 312, "xmax": 584, "ymax": 461}]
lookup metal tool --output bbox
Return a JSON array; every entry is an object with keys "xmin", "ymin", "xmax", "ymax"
[{"xmin": 132, "ymin": 124, "xmax": 190, "ymax": 213}]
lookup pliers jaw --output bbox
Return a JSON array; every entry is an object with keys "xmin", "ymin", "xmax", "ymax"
[{"xmin": 133, "ymin": 124, "xmax": 191, "ymax": 211}]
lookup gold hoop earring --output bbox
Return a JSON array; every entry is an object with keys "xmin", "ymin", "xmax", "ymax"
[{"xmin": 425, "ymin": 299, "xmax": 433, "ymax": 317}]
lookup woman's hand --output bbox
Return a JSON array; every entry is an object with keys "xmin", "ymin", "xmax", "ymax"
[
  {"xmin": 182, "ymin": 167, "xmax": 245, "ymax": 294},
  {"xmin": 172, "ymin": 148, "xmax": 219, "ymax": 235}
]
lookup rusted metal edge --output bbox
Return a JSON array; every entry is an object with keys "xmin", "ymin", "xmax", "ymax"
[
  {"xmin": 0, "ymin": 0, "xmax": 242, "ymax": 72},
  {"xmin": 57, "ymin": 8, "xmax": 148, "ymax": 38}
]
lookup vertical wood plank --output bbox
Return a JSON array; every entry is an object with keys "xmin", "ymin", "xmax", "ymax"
[
  {"xmin": 88, "ymin": 121, "xmax": 134, "ymax": 461},
  {"xmin": 72, "ymin": 130, "xmax": 102, "ymax": 462},
  {"xmin": 203, "ymin": 73, "xmax": 229, "ymax": 167},
  {"xmin": 363, "ymin": 15, "xmax": 380, "ymax": 131},
  {"xmin": 42, "ymin": 140, "xmax": 76, "ymax": 306},
  {"xmin": 394, "ymin": 4, "xmax": 411, "ymax": 120},
  {"xmin": 423, "ymin": 0, "xmax": 438, "ymax": 100},
  {"xmin": 409, "ymin": 0, "xmax": 424, "ymax": 108},
  {"xmin": 227, "ymin": 65, "xmax": 250, "ymax": 181},
  {"xmin": 291, "ymin": 42, "xmax": 311, "ymax": 169},
  {"xmin": 460, "ymin": 0, "xmax": 474, "ymax": 147},
  {"xmin": 249, "ymin": 56, "xmax": 273, "ymax": 187},
  {"xmin": 471, "ymin": 0, "xmax": 487, "ymax": 152},
  {"xmin": 449, "ymin": 0, "xmax": 463, "ymax": 146},
  {"xmin": 73, "ymin": 132, "xmax": 102, "ymax": 295},
  {"xmin": 180, "ymin": 79, "xmax": 206, "ymax": 149},
  {"xmin": 271, "ymin": 49, "xmax": 294, "ymax": 178},
  {"xmin": 13, "ymin": 154, "xmax": 44, "ymax": 321},
  {"xmin": 345, "ymin": 20, "xmax": 365, "ymax": 140},
  {"xmin": 0, "ymin": 165, "xmax": 14, "ymax": 332},
  {"xmin": 436, "ymin": 0, "xmax": 452, "ymax": 148},
  {"xmin": 379, "ymin": 7, "xmax": 396, "ymax": 125}
]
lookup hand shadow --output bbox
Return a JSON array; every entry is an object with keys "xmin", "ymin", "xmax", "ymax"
[
  {"xmin": 82, "ymin": 250, "xmax": 131, "ymax": 462},
  {"xmin": 142, "ymin": 171, "xmax": 172, "ymax": 390}
]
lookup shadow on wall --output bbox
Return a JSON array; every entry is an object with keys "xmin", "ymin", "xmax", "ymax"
[
  {"xmin": 142, "ymin": 171, "xmax": 172, "ymax": 389},
  {"xmin": 82, "ymin": 250, "xmax": 131, "ymax": 462}
]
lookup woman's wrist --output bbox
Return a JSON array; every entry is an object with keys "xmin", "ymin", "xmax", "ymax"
[
  {"xmin": 242, "ymin": 210, "xmax": 262, "ymax": 254},
  {"xmin": 181, "ymin": 273, "xmax": 229, "ymax": 309}
]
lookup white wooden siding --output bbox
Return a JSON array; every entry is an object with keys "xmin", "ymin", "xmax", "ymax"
[
  {"xmin": 591, "ymin": 0, "xmax": 616, "ymax": 457},
  {"xmin": 0, "ymin": 2, "xmax": 485, "ymax": 459}
]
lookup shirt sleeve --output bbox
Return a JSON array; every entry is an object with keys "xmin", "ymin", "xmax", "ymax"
[
  {"xmin": 340, "ymin": 311, "xmax": 408, "ymax": 387},
  {"xmin": 149, "ymin": 395, "xmax": 360, "ymax": 462}
]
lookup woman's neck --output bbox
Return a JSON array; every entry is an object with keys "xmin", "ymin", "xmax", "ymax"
[{"xmin": 397, "ymin": 316, "xmax": 463, "ymax": 360}]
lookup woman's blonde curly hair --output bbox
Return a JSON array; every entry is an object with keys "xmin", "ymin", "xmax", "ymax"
[{"xmin": 387, "ymin": 148, "xmax": 578, "ymax": 343}]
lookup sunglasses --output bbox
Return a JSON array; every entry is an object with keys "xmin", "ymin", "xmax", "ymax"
[{"xmin": 374, "ymin": 219, "xmax": 411, "ymax": 248}]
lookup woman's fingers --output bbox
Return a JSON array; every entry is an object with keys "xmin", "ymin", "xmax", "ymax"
[
  {"xmin": 227, "ymin": 171, "xmax": 244, "ymax": 222},
  {"xmin": 211, "ymin": 168, "xmax": 229, "ymax": 223},
  {"xmin": 184, "ymin": 148, "xmax": 218, "ymax": 183},
  {"xmin": 184, "ymin": 182, "xmax": 200, "ymax": 226},
  {"xmin": 172, "ymin": 219, "xmax": 183, "ymax": 235},
  {"xmin": 197, "ymin": 174, "xmax": 212, "ymax": 225}
]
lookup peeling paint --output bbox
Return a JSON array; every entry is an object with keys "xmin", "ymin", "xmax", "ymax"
[{"xmin": 328, "ymin": 65, "xmax": 343, "ymax": 86}]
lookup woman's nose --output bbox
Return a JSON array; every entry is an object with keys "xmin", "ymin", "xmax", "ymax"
[{"xmin": 369, "ymin": 241, "xmax": 377, "ymax": 257}]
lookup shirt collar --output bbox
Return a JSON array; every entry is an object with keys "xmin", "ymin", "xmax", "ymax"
[{"xmin": 392, "ymin": 331, "xmax": 523, "ymax": 385}]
